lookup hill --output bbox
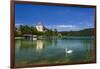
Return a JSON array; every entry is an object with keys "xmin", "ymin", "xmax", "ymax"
[{"xmin": 59, "ymin": 28, "xmax": 94, "ymax": 36}]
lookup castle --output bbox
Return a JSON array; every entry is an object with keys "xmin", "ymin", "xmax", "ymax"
[{"xmin": 36, "ymin": 21, "xmax": 44, "ymax": 32}]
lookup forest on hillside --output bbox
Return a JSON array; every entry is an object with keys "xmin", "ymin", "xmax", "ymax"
[{"xmin": 15, "ymin": 25, "xmax": 94, "ymax": 37}]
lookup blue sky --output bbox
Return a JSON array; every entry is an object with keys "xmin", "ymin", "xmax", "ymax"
[{"xmin": 15, "ymin": 4, "xmax": 95, "ymax": 31}]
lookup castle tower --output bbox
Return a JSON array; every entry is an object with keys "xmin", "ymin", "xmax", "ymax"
[{"xmin": 36, "ymin": 21, "xmax": 44, "ymax": 32}]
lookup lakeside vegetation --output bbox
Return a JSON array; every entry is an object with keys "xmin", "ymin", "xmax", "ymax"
[
  {"xmin": 15, "ymin": 25, "xmax": 58, "ymax": 37},
  {"xmin": 15, "ymin": 25, "xmax": 94, "ymax": 37}
]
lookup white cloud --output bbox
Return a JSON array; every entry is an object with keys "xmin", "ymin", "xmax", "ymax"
[
  {"xmin": 15, "ymin": 23, "xmax": 35, "ymax": 27},
  {"xmin": 56, "ymin": 25, "xmax": 76, "ymax": 28},
  {"xmin": 46, "ymin": 25, "xmax": 76, "ymax": 28},
  {"xmin": 15, "ymin": 23, "xmax": 23, "ymax": 26},
  {"xmin": 45, "ymin": 24, "xmax": 84, "ymax": 31}
]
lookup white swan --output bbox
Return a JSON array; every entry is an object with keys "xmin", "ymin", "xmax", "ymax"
[{"xmin": 65, "ymin": 48, "xmax": 73, "ymax": 54}]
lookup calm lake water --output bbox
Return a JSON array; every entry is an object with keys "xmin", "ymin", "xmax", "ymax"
[{"xmin": 15, "ymin": 36, "xmax": 95, "ymax": 66}]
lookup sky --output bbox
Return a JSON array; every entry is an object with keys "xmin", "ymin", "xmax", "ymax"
[{"xmin": 15, "ymin": 3, "xmax": 95, "ymax": 31}]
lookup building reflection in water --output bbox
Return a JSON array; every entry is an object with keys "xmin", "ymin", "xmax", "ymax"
[{"xmin": 36, "ymin": 40, "xmax": 44, "ymax": 53}]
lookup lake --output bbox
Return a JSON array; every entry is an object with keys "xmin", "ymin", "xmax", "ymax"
[{"xmin": 15, "ymin": 36, "xmax": 95, "ymax": 66}]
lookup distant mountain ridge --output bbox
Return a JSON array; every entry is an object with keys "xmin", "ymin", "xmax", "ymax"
[{"xmin": 59, "ymin": 28, "xmax": 94, "ymax": 36}]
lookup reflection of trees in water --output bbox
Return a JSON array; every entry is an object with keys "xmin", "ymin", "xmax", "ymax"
[
  {"xmin": 16, "ymin": 40, "xmax": 36, "ymax": 50},
  {"xmin": 52, "ymin": 39, "xmax": 58, "ymax": 47},
  {"xmin": 79, "ymin": 39, "xmax": 94, "ymax": 61},
  {"xmin": 15, "ymin": 39, "xmax": 22, "ymax": 52},
  {"xmin": 44, "ymin": 38, "xmax": 58, "ymax": 47}
]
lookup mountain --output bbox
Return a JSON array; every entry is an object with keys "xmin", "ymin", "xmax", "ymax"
[{"xmin": 59, "ymin": 28, "xmax": 94, "ymax": 36}]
